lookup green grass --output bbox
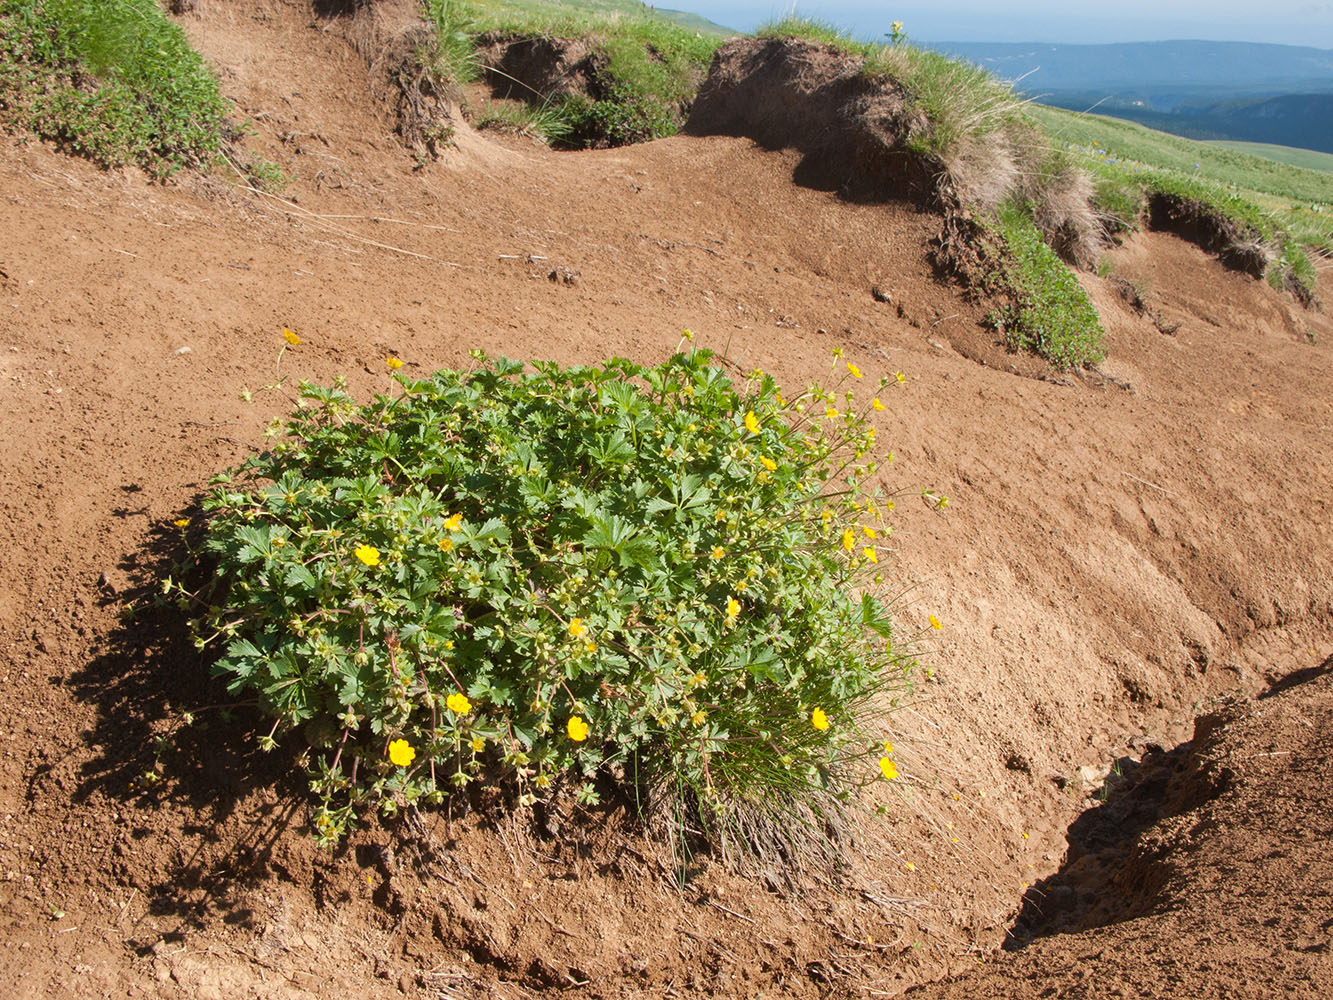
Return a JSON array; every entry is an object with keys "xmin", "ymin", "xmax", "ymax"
[
  {"xmin": 1028, "ymin": 104, "xmax": 1333, "ymax": 208},
  {"xmin": 0, "ymin": 0, "xmax": 229, "ymax": 177},
  {"xmin": 464, "ymin": 0, "xmax": 723, "ymax": 145},
  {"xmin": 990, "ymin": 200, "xmax": 1105, "ymax": 367},
  {"xmin": 1205, "ymin": 140, "xmax": 1333, "ymax": 176},
  {"xmin": 1029, "ymin": 103, "xmax": 1330, "ymax": 289}
]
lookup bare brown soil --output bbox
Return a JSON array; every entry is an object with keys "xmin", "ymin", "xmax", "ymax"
[{"xmin": 1, "ymin": 3, "xmax": 1332, "ymax": 998}]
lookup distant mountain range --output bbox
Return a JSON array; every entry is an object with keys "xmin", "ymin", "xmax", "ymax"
[{"xmin": 927, "ymin": 40, "xmax": 1333, "ymax": 153}]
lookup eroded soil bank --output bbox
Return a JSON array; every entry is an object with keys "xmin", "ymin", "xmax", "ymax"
[{"xmin": 1, "ymin": 2, "xmax": 1331, "ymax": 997}]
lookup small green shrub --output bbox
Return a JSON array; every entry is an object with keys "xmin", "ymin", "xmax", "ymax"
[
  {"xmin": 188, "ymin": 346, "xmax": 919, "ymax": 861},
  {"xmin": 0, "ymin": 0, "xmax": 228, "ymax": 177},
  {"xmin": 991, "ymin": 201, "xmax": 1106, "ymax": 367}
]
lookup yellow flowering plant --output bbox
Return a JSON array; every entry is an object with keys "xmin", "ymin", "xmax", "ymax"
[{"xmin": 190, "ymin": 347, "xmax": 921, "ymax": 858}]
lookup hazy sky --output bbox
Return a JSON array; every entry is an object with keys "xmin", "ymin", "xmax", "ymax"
[{"xmin": 688, "ymin": 2, "xmax": 1333, "ymax": 47}]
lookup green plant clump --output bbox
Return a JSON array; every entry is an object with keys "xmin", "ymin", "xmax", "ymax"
[
  {"xmin": 0, "ymin": 0, "xmax": 228, "ymax": 176},
  {"xmin": 991, "ymin": 201, "xmax": 1106, "ymax": 367},
  {"xmin": 464, "ymin": 0, "xmax": 720, "ymax": 146},
  {"xmin": 190, "ymin": 348, "xmax": 918, "ymax": 857}
]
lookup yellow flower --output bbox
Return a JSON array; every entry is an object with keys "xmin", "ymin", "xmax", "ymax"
[
  {"xmin": 725, "ymin": 595, "xmax": 740, "ymax": 621},
  {"xmin": 811, "ymin": 707, "xmax": 829, "ymax": 731},
  {"xmin": 354, "ymin": 544, "xmax": 381, "ymax": 566},
  {"xmin": 438, "ymin": 537, "xmax": 453, "ymax": 552},
  {"xmin": 386, "ymin": 356, "xmax": 404, "ymax": 370},
  {"xmin": 872, "ymin": 397, "xmax": 886, "ymax": 411},
  {"xmin": 863, "ymin": 546, "xmax": 878, "ymax": 564},
  {"xmin": 930, "ymin": 614, "xmax": 942, "ymax": 631},
  {"xmin": 443, "ymin": 513, "xmax": 462, "ymax": 531},
  {"xmin": 282, "ymin": 327, "xmax": 301, "ymax": 345},
  {"xmin": 446, "ymin": 691, "xmax": 472, "ymax": 715},
  {"xmin": 882, "ymin": 740, "xmax": 894, "ymax": 754},
  {"xmin": 584, "ymin": 640, "xmax": 597, "ymax": 654},
  {"xmin": 692, "ymin": 710, "xmax": 707, "ymax": 726},
  {"xmin": 895, "ymin": 371, "xmax": 906, "ymax": 384},
  {"xmin": 880, "ymin": 757, "xmax": 899, "ymax": 780},
  {"xmin": 568, "ymin": 617, "xmax": 588, "ymax": 639},
  {"xmin": 688, "ymin": 671, "xmax": 707, "ymax": 689},
  {"xmin": 842, "ymin": 528, "xmax": 855, "ymax": 551},
  {"xmin": 172, "ymin": 518, "xmax": 190, "ymax": 528},
  {"xmin": 711, "ymin": 546, "xmax": 725, "ymax": 560},
  {"xmin": 566, "ymin": 716, "xmax": 589, "ymax": 742},
  {"xmin": 744, "ymin": 410, "xmax": 761, "ymax": 435},
  {"xmin": 776, "ymin": 393, "xmax": 785, "ymax": 405},
  {"xmin": 821, "ymin": 509, "xmax": 833, "ymax": 522},
  {"xmin": 470, "ymin": 736, "xmax": 485, "ymax": 753},
  {"xmin": 682, "ymin": 327, "xmax": 695, "ymax": 341},
  {"xmin": 760, "ymin": 455, "xmax": 777, "ymax": 471},
  {"xmin": 904, "ymin": 861, "xmax": 916, "ymax": 872},
  {"xmin": 388, "ymin": 739, "xmax": 415, "ymax": 767},
  {"xmin": 847, "ymin": 362, "xmax": 863, "ymax": 379},
  {"xmin": 863, "ymin": 525, "xmax": 878, "ymax": 539},
  {"xmin": 825, "ymin": 406, "xmax": 839, "ymax": 420}
]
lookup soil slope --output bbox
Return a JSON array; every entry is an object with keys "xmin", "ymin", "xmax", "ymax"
[{"xmin": 1, "ymin": 2, "xmax": 1331, "ymax": 998}]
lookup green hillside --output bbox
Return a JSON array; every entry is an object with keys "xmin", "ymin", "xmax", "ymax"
[
  {"xmin": 472, "ymin": 0, "xmax": 734, "ymax": 37},
  {"xmin": 1027, "ymin": 104, "xmax": 1333, "ymax": 206},
  {"xmin": 1205, "ymin": 140, "xmax": 1333, "ymax": 175}
]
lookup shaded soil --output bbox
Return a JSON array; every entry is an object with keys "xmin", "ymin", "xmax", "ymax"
[{"xmin": 1, "ymin": 2, "xmax": 1332, "ymax": 998}]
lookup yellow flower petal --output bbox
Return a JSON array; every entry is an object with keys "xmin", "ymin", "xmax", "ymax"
[
  {"xmin": 354, "ymin": 544, "xmax": 380, "ymax": 566},
  {"xmin": 872, "ymin": 397, "xmax": 886, "ymax": 411},
  {"xmin": 568, "ymin": 617, "xmax": 588, "ymax": 639},
  {"xmin": 760, "ymin": 455, "xmax": 777, "ymax": 471},
  {"xmin": 388, "ymin": 739, "xmax": 415, "ymax": 767},
  {"xmin": 863, "ymin": 546, "xmax": 878, "ymax": 564},
  {"xmin": 386, "ymin": 356, "xmax": 404, "ymax": 370},
  {"xmin": 446, "ymin": 691, "xmax": 472, "ymax": 715},
  {"xmin": 895, "ymin": 371, "xmax": 906, "ymax": 384},
  {"xmin": 847, "ymin": 362, "xmax": 863, "ymax": 379},
  {"xmin": 566, "ymin": 715, "xmax": 589, "ymax": 742},
  {"xmin": 282, "ymin": 328, "xmax": 301, "ymax": 345},
  {"xmin": 443, "ymin": 513, "xmax": 463, "ymax": 531},
  {"xmin": 811, "ymin": 707, "xmax": 829, "ymax": 731},
  {"xmin": 172, "ymin": 518, "xmax": 190, "ymax": 528},
  {"xmin": 842, "ymin": 528, "xmax": 855, "ymax": 551},
  {"xmin": 930, "ymin": 614, "xmax": 942, "ymax": 630},
  {"xmin": 744, "ymin": 410, "xmax": 761, "ymax": 435},
  {"xmin": 726, "ymin": 595, "xmax": 741, "ymax": 621},
  {"xmin": 879, "ymin": 757, "xmax": 898, "ymax": 780}
]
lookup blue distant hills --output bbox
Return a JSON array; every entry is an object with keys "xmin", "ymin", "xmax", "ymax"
[{"xmin": 926, "ymin": 40, "xmax": 1333, "ymax": 153}]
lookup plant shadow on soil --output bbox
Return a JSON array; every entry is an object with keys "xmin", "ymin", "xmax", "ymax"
[
  {"xmin": 1002, "ymin": 656, "xmax": 1333, "ymax": 951},
  {"xmin": 63, "ymin": 511, "xmax": 313, "ymax": 935}
]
